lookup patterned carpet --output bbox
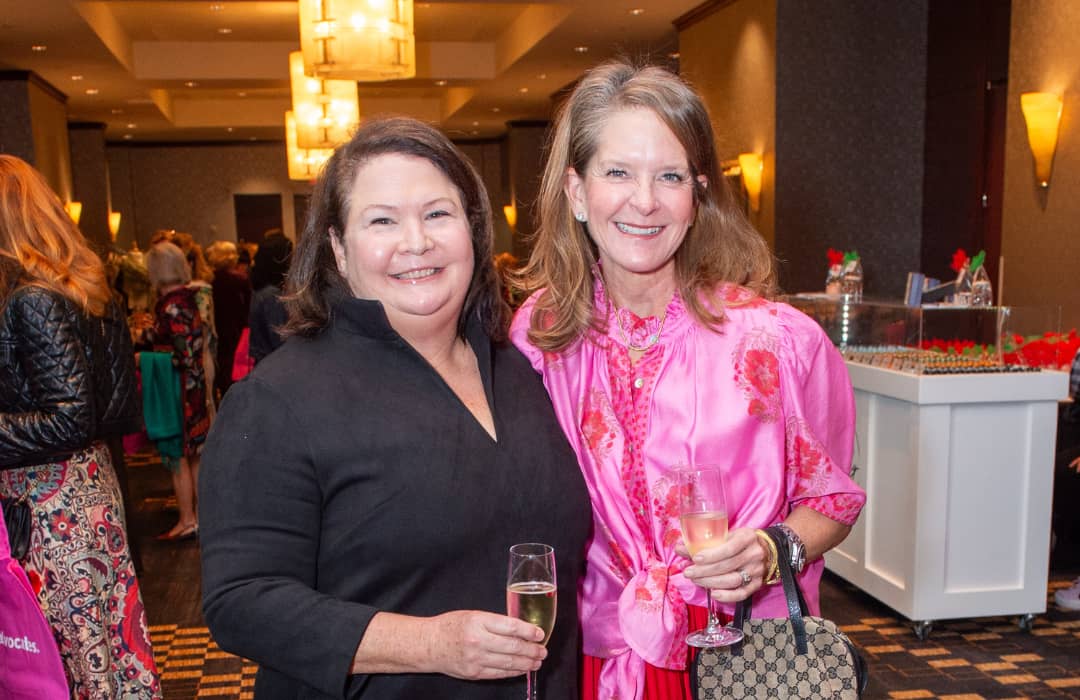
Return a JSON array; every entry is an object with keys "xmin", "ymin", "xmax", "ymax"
[{"xmin": 124, "ymin": 449, "xmax": 1080, "ymax": 699}]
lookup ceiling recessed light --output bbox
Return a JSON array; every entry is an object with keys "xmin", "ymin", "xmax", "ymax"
[
  {"xmin": 237, "ymin": 91, "xmax": 247, "ymax": 97},
  {"xmin": 111, "ymin": 108, "xmax": 123, "ymax": 115},
  {"xmin": 472, "ymin": 121, "xmax": 479, "ymax": 127},
  {"xmin": 434, "ymin": 79, "xmax": 447, "ymax": 86},
  {"xmin": 471, "ymin": 130, "xmax": 479, "ymax": 135},
  {"xmin": 491, "ymin": 107, "xmax": 500, "ymax": 113},
  {"xmin": 126, "ymin": 123, "xmax": 137, "ymax": 129},
  {"xmin": 85, "ymin": 88, "xmax": 99, "ymax": 95},
  {"xmin": 519, "ymin": 87, "xmax": 529, "ymax": 94},
  {"xmin": 31, "ymin": 45, "xmax": 47, "ymax": 52},
  {"xmin": 573, "ymin": 45, "xmax": 589, "ymax": 54},
  {"xmin": 226, "ymin": 127, "xmax": 234, "ymax": 133},
  {"xmin": 210, "ymin": 3, "xmax": 224, "ymax": 10},
  {"xmin": 184, "ymin": 81, "xmax": 198, "ymax": 88},
  {"xmin": 537, "ymin": 73, "xmax": 547, "ymax": 80},
  {"xmin": 71, "ymin": 75, "xmax": 83, "ymax": 81},
  {"xmin": 629, "ymin": 8, "xmax": 645, "ymax": 15},
  {"xmin": 217, "ymin": 27, "xmax": 233, "ymax": 34},
  {"xmin": 123, "ymin": 134, "xmax": 133, "ymax": 140}
]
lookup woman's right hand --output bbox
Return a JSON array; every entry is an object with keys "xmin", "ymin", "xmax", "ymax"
[
  {"xmin": 424, "ymin": 610, "xmax": 547, "ymax": 680},
  {"xmin": 351, "ymin": 609, "xmax": 547, "ymax": 679}
]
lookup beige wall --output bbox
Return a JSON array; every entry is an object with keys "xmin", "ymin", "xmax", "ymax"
[
  {"xmin": 1003, "ymin": 0, "xmax": 1080, "ymax": 331},
  {"xmin": 27, "ymin": 79, "xmax": 73, "ymax": 201},
  {"xmin": 678, "ymin": 0, "xmax": 776, "ymax": 248}
]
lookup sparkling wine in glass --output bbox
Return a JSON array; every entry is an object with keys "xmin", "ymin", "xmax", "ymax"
[
  {"xmin": 507, "ymin": 543, "xmax": 556, "ymax": 700},
  {"xmin": 677, "ymin": 465, "xmax": 744, "ymax": 647}
]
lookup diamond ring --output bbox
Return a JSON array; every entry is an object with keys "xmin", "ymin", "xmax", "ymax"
[{"xmin": 738, "ymin": 569, "xmax": 752, "ymax": 587}]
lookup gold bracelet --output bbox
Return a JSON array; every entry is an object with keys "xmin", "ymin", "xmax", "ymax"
[{"xmin": 755, "ymin": 529, "xmax": 781, "ymax": 585}]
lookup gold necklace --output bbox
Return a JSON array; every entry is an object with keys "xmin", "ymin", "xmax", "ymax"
[{"xmin": 614, "ymin": 305, "xmax": 666, "ymax": 352}]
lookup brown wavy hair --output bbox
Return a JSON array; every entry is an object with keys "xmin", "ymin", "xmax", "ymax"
[
  {"xmin": 0, "ymin": 154, "xmax": 109, "ymax": 316},
  {"xmin": 282, "ymin": 116, "xmax": 509, "ymax": 340},
  {"xmin": 517, "ymin": 60, "xmax": 776, "ymax": 352}
]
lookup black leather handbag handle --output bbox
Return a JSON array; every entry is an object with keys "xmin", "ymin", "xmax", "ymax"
[{"xmin": 729, "ymin": 526, "xmax": 810, "ymax": 656}]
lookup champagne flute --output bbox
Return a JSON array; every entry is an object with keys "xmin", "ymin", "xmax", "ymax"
[
  {"xmin": 677, "ymin": 465, "xmax": 744, "ymax": 647},
  {"xmin": 506, "ymin": 543, "xmax": 556, "ymax": 700}
]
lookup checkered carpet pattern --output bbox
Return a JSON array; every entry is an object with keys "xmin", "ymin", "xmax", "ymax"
[{"xmin": 146, "ymin": 593, "xmax": 1080, "ymax": 699}]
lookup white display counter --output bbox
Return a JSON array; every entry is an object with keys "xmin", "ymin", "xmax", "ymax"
[{"xmin": 824, "ymin": 363, "xmax": 1068, "ymax": 638}]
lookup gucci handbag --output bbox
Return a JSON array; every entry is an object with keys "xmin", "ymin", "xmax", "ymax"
[{"xmin": 692, "ymin": 526, "xmax": 868, "ymax": 699}]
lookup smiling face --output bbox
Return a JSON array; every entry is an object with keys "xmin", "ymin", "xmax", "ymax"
[
  {"xmin": 330, "ymin": 152, "xmax": 475, "ymax": 335},
  {"xmin": 565, "ymin": 107, "xmax": 702, "ymax": 301}
]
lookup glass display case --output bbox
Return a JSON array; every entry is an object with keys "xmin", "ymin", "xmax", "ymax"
[{"xmin": 785, "ymin": 294, "xmax": 1057, "ymax": 375}]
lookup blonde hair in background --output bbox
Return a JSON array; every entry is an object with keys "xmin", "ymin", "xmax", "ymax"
[
  {"xmin": 171, "ymin": 232, "xmax": 214, "ymax": 283},
  {"xmin": 0, "ymin": 154, "xmax": 110, "ymax": 317},
  {"xmin": 518, "ymin": 59, "xmax": 776, "ymax": 353},
  {"xmin": 204, "ymin": 240, "xmax": 239, "ymax": 271}
]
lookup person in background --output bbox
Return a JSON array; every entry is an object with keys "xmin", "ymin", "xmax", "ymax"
[
  {"xmin": 510, "ymin": 60, "xmax": 866, "ymax": 699},
  {"xmin": 1051, "ymin": 348, "xmax": 1080, "ymax": 609},
  {"xmin": 205, "ymin": 240, "xmax": 252, "ymax": 400},
  {"xmin": 142, "ymin": 241, "xmax": 210, "ymax": 541},
  {"xmin": 198, "ymin": 116, "xmax": 590, "ymax": 699},
  {"xmin": 0, "ymin": 154, "xmax": 161, "ymax": 698},
  {"xmin": 171, "ymin": 232, "xmax": 218, "ymax": 414},
  {"xmin": 247, "ymin": 231, "xmax": 293, "ymax": 364},
  {"xmin": 493, "ymin": 251, "xmax": 523, "ymax": 308}
]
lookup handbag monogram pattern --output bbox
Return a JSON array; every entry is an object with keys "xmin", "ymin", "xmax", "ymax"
[{"xmin": 693, "ymin": 527, "xmax": 868, "ymax": 699}]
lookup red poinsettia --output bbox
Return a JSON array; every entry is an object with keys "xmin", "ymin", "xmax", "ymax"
[
  {"xmin": 950, "ymin": 249, "xmax": 969, "ymax": 273},
  {"xmin": 827, "ymin": 248, "xmax": 845, "ymax": 267}
]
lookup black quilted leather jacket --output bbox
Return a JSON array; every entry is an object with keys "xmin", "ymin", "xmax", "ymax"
[{"xmin": 0, "ymin": 284, "xmax": 140, "ymax": 470}]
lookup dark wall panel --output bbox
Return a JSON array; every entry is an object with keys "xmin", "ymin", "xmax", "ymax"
[{"xmin": 775, "ymin": 0, "xmax": 928, "ymax": 298}]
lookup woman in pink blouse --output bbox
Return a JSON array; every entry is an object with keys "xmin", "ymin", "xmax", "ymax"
[{"xmin": 509, "ymin": 60, "xmax": 866, "ymax": 700}]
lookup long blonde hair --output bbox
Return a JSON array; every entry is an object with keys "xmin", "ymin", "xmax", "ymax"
[
  {"xmin": 0, "ymin": 155, "xmax": 109, "ymax": 316},
  {"xmin": 518, "ymin": 60, "xmax": 776, "ymax": 352}
]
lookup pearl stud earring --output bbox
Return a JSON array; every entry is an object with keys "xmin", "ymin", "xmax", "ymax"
[{"xmin": 574, "ymin": 211, "xmax": 587, "ymax": 223}]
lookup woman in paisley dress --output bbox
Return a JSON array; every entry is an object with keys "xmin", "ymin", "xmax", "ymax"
[
  {"xmin": 509, "ymin": 61, "xmax": 867, "ymax": 700},
  {"xmin": 142, "ymin": 241, "xmax": 210, "ymax": 541},
  {"xmin": 0, "ymin": 154, "xmax": 161, "ymax": 698}
]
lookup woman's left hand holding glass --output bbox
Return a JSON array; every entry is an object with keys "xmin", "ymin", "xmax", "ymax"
[{"xmin": 678, "ymin": 527, "xmax": 770, "ymax": 603}]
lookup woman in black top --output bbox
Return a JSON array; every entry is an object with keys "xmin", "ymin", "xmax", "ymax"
[{"xmin": 198, "ymin": 117, "xmax": 591, "ymax": 699}]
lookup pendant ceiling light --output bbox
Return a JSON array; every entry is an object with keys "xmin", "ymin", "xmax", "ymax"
[
  {"xmin": 289, "ymin": 51, "xmax": 360, "ymax": 149},
  {"xmin": 298, "ymin": 0, "xmax": 416, "ymax": 81},
  {"xmin": 285, "ymin": 112, "xmax": 335, "ymax": 182}
]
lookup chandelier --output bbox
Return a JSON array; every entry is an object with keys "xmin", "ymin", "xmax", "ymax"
[
  {"xmin": 285, "ymin": 112, "xmax": 335, "ymax": 181},
  {"xmin": 289, "ymin": 51, "xmax": 360, "ymax": 149},
  {"xmin": 298, "ymin": 0, "xmax": 416, "ymax": 81}
]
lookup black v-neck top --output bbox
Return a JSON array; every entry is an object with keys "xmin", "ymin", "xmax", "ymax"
[{"xmin": 198, "ymin": 296, "xmax": 591, "ymax": 699}]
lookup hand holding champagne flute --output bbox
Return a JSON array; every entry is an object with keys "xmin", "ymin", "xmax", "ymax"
[
  {"xmin": 507, "ymin": 543, "xmax": 556, "ymax": 699},
  {"xmin": 677, "ymin": 465, "xmax": 744, "ymax": 647}
]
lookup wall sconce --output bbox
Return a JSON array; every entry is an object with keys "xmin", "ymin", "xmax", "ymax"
[
  {"xmin": 108, "ymin": 211, "xmax": 122, "ymax": 240},
  {"xmin": 737, "ymin": 152, "xmax": 763, "ymax": 213},
  {"xmin": 63, "ymin": 200, "xmax": 82, "ymax": 224},
  {"xmin": 1020, "ymin": 92, "xmax": 1063, "ymax": 189},
  {"xmin": 298, "ymin": 0, "xmax": 416, "ymax": 81},
  {"xmin": 503, "ymin": 202, "xmax": 517, "ymax": 233}
]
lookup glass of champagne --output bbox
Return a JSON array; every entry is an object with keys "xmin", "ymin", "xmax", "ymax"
[
  {"xmin": 506, "ymin": 543, "xmax": 556, "ymax": 700},
  {"xmin": 677, "ymin": 465, "xmax": 744, "ymax": 647}
]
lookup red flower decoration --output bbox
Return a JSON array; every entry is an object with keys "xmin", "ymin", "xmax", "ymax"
[
  {"xmin": 827, "ymin": 248, "xmax": 845, "ymax": 266},
  {"xmin": 950, "ymin": 248, "xmax": 969, "ymax": 273}
]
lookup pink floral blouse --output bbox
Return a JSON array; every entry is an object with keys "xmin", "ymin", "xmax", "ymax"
[{"xmin": 510, "ymin": 280, "xmax": 866, "ymax": 700}]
